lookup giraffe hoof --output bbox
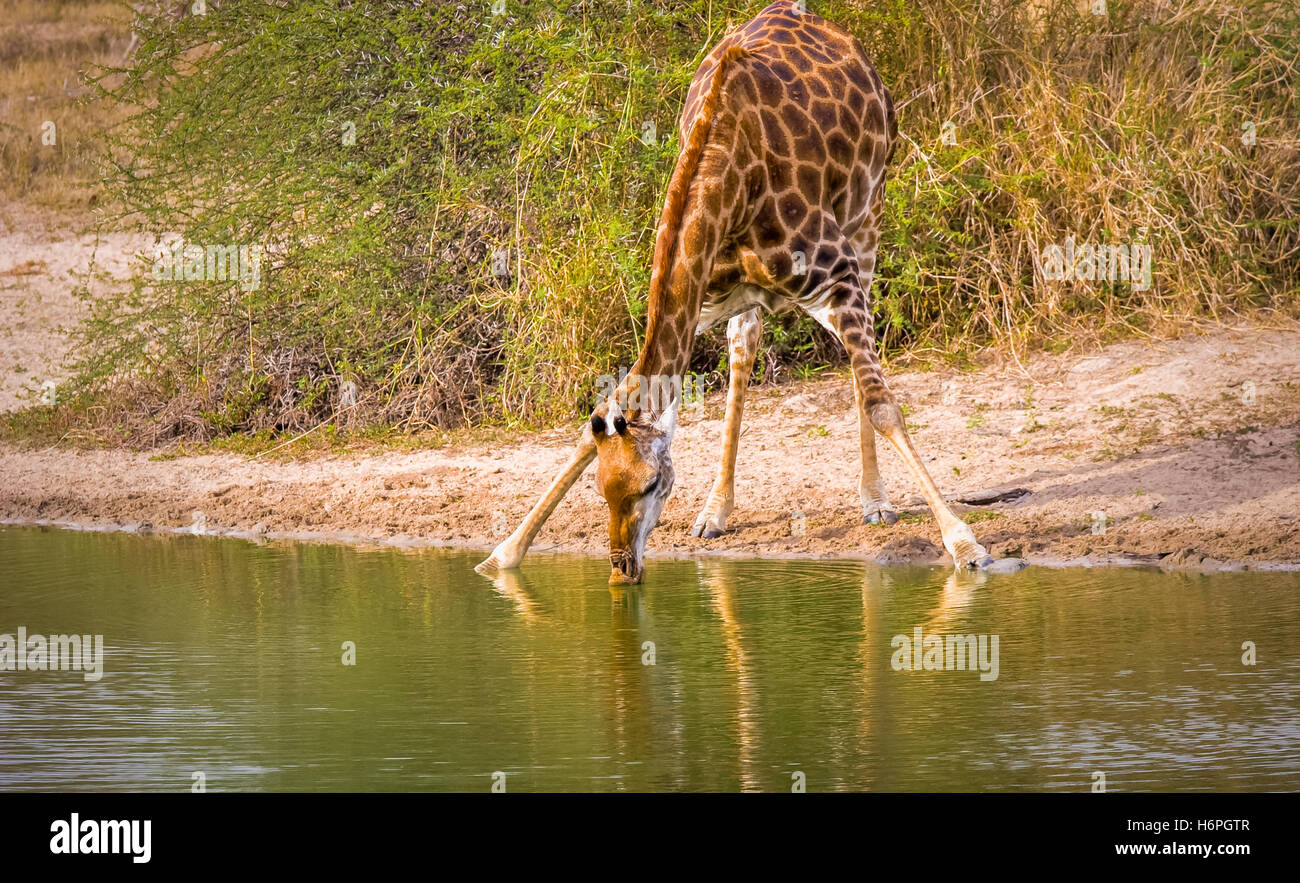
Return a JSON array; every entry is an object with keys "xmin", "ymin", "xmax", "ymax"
[
  {"xmin": 947, "ymin": 537, "xmax": 990, "ymax": 569},
  {"xmin": 864, "ymin": 509, "xmax": 899, "ymax": 526},
  {"xmin": 690, "ymin": 521, "xmax": 726, "ymax": 539}
]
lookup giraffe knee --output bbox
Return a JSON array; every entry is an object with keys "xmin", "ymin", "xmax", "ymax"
[{"xmin": 868, "ymin": 401, "xmax": 906, "ymax": 435}]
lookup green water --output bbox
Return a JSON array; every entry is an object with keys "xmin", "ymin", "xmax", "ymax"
[{"xmin": 1, "ymin": 526, "xmax": 1297, "ymax": 792}]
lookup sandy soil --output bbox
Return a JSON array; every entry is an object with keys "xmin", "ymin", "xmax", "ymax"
[
  {"xmin": 0, "ymin": 210, "xmax": 145, "ymax": 412},
  {"xmin": 0, "ymin": 224, "xmax": 1297, "ymax": 571}
]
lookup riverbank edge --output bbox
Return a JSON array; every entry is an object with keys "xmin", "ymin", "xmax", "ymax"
[{"xmin": 6, "ymin": 516, "xmax": 1297, "ymax": 574}]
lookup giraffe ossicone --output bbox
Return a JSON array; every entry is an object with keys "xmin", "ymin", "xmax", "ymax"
[{"xmin": 476, "ymin": 0, "xmax": 994, "ymax": 583}]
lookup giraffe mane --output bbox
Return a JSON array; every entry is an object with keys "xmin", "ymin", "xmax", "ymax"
[{"xmin": 644, "ymin": 45, "xmax": 749, "ymax": 334}]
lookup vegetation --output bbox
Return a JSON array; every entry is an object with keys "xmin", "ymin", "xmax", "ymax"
[
  {"xmin": 6, "ymin": 0, "xmax": 1300, "ymax": 443},
  {"xmin": 0, "ymin": 0, "xmax": 127, "ymax": 211}
]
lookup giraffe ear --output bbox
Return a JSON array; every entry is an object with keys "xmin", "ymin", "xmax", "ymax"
[{"xmin": 652, "ymin": 398, "xmax": 678, "ymax": 441}]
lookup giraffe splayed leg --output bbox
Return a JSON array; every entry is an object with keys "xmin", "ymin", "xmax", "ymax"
[
  {"xmin": 476, "ymin": 434, "xmax": 596, "ymax": 573},
  {"xmin": 822, "ymin": 278, "xmax": 992, "ymax": 569},
  {"xmin": 847, "ymin": 192, "xmax": 898, "ymax": 527},
  {"xmin": 692, "ymin": 308, "xmax": 761, "ymax": 539},
  {"xmin": 854, "ymin": 372, "xmax": 899, "ymax": 527}
]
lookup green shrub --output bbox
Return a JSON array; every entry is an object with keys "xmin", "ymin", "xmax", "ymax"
[{"xmin": 53, "ymin": 0, "xmax": 1300, "ymax": 442}]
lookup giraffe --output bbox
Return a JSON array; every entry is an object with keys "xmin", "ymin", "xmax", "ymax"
[{"xmin": 478, "ymin": 0, "xmax": 993, "ymax": 584}]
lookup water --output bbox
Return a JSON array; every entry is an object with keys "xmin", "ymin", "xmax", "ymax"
[{"xmin": 1, "ymin": 526, "xmax": 1297, "ymax": 792}]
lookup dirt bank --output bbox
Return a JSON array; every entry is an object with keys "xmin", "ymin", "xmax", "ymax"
[
  {"xmin": 0, "ymin": 209, "xmax": 147, "ymax": 413},
  {"xmin": 2, "ymin": 232, "xmax": 1297, "ymax": 572}
]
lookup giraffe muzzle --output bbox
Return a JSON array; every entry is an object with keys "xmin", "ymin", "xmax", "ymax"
[{"xmin": 608, "ymin": 549, "xmax": 644, "ymax": 585}]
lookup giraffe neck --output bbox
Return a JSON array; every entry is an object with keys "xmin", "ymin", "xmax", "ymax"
[
  {"xmin": 621, "ymin": 42, "xmax": 749, "ymax": 418},
  {"xmin": 619, "ymin": 308, "xmax": 695, "ymax": 421},
  {"xmin": 632, "ymin": 310, "xmax": 694, "ymax": 386}
]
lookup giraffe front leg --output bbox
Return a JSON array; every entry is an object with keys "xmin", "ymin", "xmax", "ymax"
[
  {"xmin": 476, "ymin": 433, "xmax": 597, "ymax": 573},
  {"xmin": 828, "ymin": 293, "xmax": 991, "ymax": 569},
  {"xmin": 692, "ymin": 309, "xmax": 761, "ymax": 539}
]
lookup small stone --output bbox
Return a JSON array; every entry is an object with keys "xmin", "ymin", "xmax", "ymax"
[
  {"xmin": 984, "ymin": 557, "xmax": 1029, "ymax": 574},
  {"xmin": 1160, "ymin": 547, "xmax": 1222, "ymax": 571},
  {"xmin": 780, "ymin": 393, "xmax": 819, "ymax": 415},
  {"xmin": 874, "ymin": 536, "xmax": 944, "ymax": 566},
  {"xmin": 954, "ymin": 485, "xmax": 1031, "ymax": 505}
]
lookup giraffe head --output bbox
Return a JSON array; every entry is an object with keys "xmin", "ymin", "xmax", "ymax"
[{"xmin": 589, "ymin": 397, "xmax": 678, "ymax": 585}]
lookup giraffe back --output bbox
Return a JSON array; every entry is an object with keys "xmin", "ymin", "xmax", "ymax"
[{"xmin": 677, "ymin": 1, "xmax": 897, "ymax": 326}]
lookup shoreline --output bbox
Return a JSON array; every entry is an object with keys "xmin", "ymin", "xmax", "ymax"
[
  {"xmin": 6, "ymin": 516, "xmax": 1298, "ymax": 573},
  {"xmin": 3, "ymin": 323, "xmax": 1298, "ymax": 574}
]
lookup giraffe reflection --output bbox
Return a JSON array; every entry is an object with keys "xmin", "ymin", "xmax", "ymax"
[
  {"xmin": 924, "ymin": 568, "xmax": 989, "ymax": 635},
  {"xmin": 602, "ymin": 585, "xmax": 671, "ymax": 790},
  {"xmin": 855, "ymin": 566, "xmax": 890, "ymax": 792},
  {"xmin": 483, "ymin": 567, "xmax": 544, "ymax": 623},
  {"xmin": 699, "ymin": 561, "xmax": 762, "ymax": 792}
]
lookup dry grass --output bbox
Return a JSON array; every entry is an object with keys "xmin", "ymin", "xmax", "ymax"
[
  {"xmin": 0, "ymin": 0, "xmax": 131, "ymax": 213},
  {"xmin": 850, "ymin": 0, "xmax": 1300, "ymax": 361}
]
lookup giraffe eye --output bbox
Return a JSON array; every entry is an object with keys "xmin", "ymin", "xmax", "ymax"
[{"xmin": 641, "ymin": 473, "xmax": 661, "ymax": 497}]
